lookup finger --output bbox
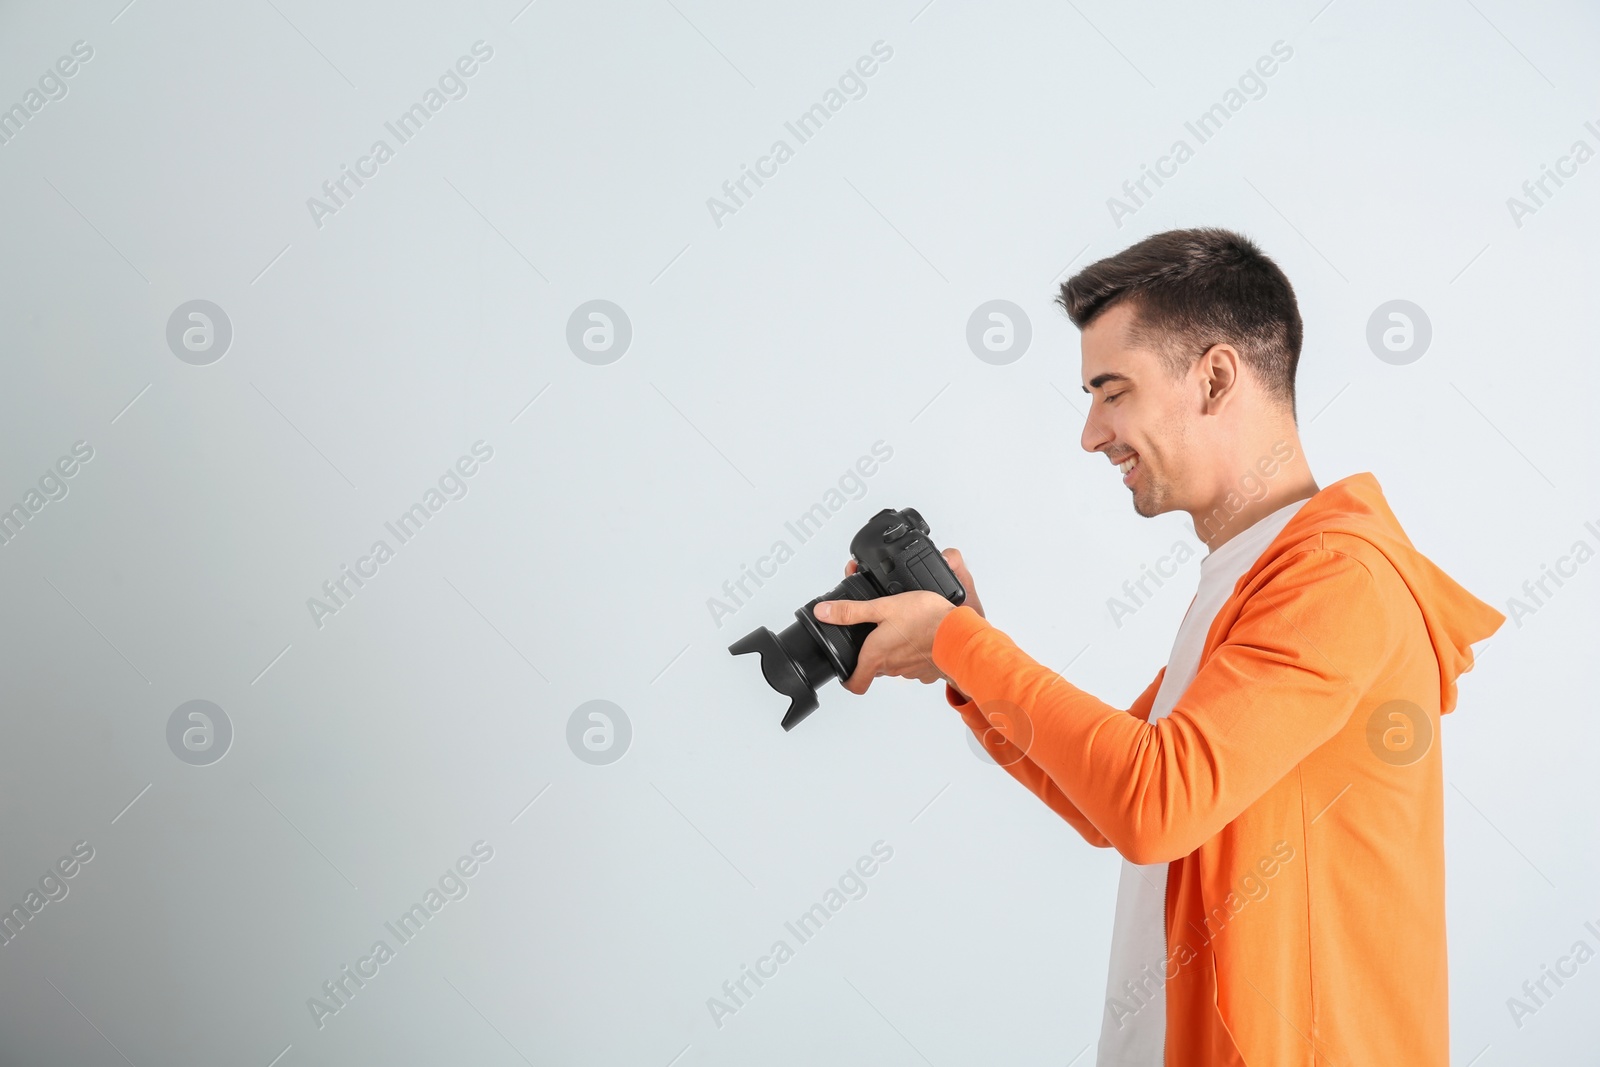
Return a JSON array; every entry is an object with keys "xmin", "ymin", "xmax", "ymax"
[
  {"xmin": 842, "ymin": 667, "xmax": 872, "ymax": 695},
  {"xmin": 844, "ymin": 559, "xmax": 858, "ymax": 577},
  {"xmin": 813, "ymin": 598, "xmax": 881, "ymax": 625},
  {"xmin": 863, "ymin": 609, "xmax": 950, "ymax": 688},
  {"xmin": 942, "ymin": 547, "xmax": 973, "ymax": 584},
  {"xmin": 941, "ymin": 547, "xmax": 984, "ymax": 616},
  {"xmin": 842, "ymin": 641, "xmax": 886, "ymax": 694}
]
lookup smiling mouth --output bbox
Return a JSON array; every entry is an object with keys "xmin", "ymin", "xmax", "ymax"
[{"xmin": 1116, "ymin": 453, "xmax": 1140, "ymax": 485}]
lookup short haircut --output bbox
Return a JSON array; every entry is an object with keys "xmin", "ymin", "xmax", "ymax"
[{"xmin": 1057, "ymin": 227, "xmax": 1303, "ymax": 414}]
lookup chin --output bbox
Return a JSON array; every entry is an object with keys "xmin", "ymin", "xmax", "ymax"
[{"xmin": 1130, "ymin": 482, "xmax": 1168, "ymax": 518}]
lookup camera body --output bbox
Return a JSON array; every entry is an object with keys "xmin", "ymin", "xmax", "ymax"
[
  {"xmin": 728, "ymin": 507, "xmax": 966, "ymax": 730},
  {"xmin": 847, "ymin": 506, "xmax": 966, "ymax": 605}
]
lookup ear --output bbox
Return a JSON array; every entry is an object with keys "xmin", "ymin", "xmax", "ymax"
[{"xmin": 1199, "ymin": 343, "xmax": 1242, "ymax": 412}]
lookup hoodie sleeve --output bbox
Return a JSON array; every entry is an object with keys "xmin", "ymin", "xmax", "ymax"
[
  {"xmin": 943, "ymin": 668, "xmax": 1166, "ymax": 849},
  {"xmin": 932, "ymin": 548, "xmax": 1393, "ymax": 865}
]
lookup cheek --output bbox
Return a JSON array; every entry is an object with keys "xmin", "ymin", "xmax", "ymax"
[
  {"xmin": 1118, "ymin": 413, "xmax": 1156, "ymax": 461},
  {"xmin": 1149, "ymin": 406, "xmax": 1193, "ymax": 462},
  {"xmin": 1105, "ymin": 407, "xmax": 1135, "ymax": 448}
]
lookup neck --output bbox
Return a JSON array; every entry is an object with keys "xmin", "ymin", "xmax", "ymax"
[{"xmin": 1189, "ymin": 430, "xmax": 1318, "ymax": 552}]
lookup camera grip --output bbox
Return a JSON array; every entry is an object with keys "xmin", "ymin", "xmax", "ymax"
[{"xmin": 901, "ymin": 544, "xmax": 967, "ymax": 607}]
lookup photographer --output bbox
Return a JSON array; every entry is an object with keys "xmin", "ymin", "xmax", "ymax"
[{"xmin": 812, "ymin": 228, "xmax": 1504, "ymax": 1067}]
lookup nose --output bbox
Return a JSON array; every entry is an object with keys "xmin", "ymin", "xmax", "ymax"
[{"xmin": 1080, "ymin": 399, "xmax": 1111, "ymax": 455}]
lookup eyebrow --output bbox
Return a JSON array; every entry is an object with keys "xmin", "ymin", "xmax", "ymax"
[{"xmin": 1082, "ymin": 372, "xmax": 1132, "ymax": 394}]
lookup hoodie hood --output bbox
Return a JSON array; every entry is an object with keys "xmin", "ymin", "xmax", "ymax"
[{"xmin": 1248, "ymin": 472, "xmax": 1505, "ymax": 715}]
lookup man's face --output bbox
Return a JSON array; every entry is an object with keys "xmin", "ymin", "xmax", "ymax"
[{"xmin": 1079, "ymin": 302, "xmax": 1195, "ymax": 518}]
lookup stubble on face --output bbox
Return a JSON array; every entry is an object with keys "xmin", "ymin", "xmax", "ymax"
[
  {"xmin": 1132, "ymin": 473, "xmax": 1160, "ymax": 516},
  {"xmin": 1129, "ymin": 412, "xmax": 1187, "ymax": 518}
]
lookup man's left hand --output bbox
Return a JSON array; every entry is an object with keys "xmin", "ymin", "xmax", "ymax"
[{"xmin": 812, "ymin": 591, "xmax": 959, "ymax": 695}]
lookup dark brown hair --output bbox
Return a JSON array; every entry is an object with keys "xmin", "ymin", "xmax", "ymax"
[{"xmin": 1057, "ymin": 227, "xmax": 1303, "ymax": 414}]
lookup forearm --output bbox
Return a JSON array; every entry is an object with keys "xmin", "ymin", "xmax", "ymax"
[
  {"xmin": 935, "ymin": 607, "xmax": 1225, "ymax": 863},
  {"xmin": 931, "ymin": 552, "xmax": 1387, "ymax": 866}
]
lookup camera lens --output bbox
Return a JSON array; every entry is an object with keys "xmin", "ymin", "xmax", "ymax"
[
  {"xmin": 729, "ymin": 506, "xmax": 963, "ymax": 731},
  {"xmin": 728, "ymin": 572, "xmax": 878, "ymax": 730}
]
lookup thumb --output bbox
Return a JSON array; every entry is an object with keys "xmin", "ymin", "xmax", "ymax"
[
  {"xmin": 813, "ymin": 598, "xmax": 880, "ymax": 625},
  {"xmin": 943, "ymin": 547, "xmax": 974, "ymax": 586}
]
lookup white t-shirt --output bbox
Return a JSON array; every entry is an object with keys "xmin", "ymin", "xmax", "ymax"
[{"xmin": 1095, "ymin": 496, "xmax": 1311, "ymax": 1067}]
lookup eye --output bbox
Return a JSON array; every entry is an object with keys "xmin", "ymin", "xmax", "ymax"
[{"xmin": 1103, "ymin": 392, "xmax": 1125, "ymax": 404}]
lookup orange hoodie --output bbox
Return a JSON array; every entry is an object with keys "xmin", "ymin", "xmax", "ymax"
[{"xmin": 930, "ymin": 472, "xmax": 1505, "ymax": 1066}]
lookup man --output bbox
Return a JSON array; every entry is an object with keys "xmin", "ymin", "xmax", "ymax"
[{"xmin": 813, "ymin": 228, "xmax": 1504, "ymax": 1066}]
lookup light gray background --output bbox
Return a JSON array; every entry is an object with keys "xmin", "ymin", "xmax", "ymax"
[{"xmin": 1, "ymin": 0, "xmax": 1596, "ymax": 1064}]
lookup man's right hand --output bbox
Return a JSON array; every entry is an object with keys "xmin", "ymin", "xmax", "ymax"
[
  {"xmin": 845, "ymin": 547, "xmax": 985, "ymax": 618},
  {"xmin": 845, "ymin": 549, "xmax": 984, "ymax": 704}
]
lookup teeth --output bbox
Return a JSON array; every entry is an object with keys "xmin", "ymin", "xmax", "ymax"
[{"xmin": 1118, "ymin": 456, "xmax": 1138, "ymax": 475}]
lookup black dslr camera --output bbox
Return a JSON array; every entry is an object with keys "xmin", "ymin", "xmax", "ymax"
[{"xmin": 728, "ymin": 507, "xmax": 966, "ymax": 730}]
